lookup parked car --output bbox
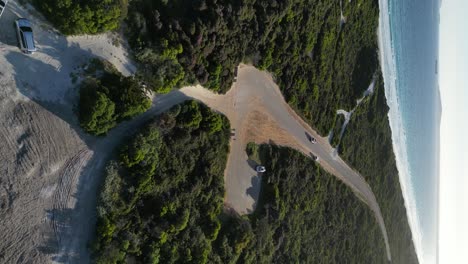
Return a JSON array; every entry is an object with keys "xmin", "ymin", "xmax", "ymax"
[
  {"xmin": 310, "ymin": 152, "xmax": 319, "ymax": 161},
  {"xmin": 0, "ymin": 0, "xmax": 8, "ymax": 19},
  {"xmin": 15, "ymin": 18, "xmax": 37, "ymax": 54},
  {"xmin": 256, "ymin": 165, "xmax": 266, "ymax": 173}
]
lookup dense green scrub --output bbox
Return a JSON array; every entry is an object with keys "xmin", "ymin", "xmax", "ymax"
[
  {"xmin": 93, "ymin": 101, "xmax": 230, "ymax": 263},
  {"xmin": 340, "ymin": 72, "xmax": 419, "ymax": 264},
  {"xmin": 34, "ymin": 0, "xmax": 127, "ymax": 35},
  {"xmin": 79, "ymin": 59, "xmax": 151, "ymax": 135},
  {"xmin": 93, "ymin": 101, "xmax": 388, "ymax": 263},
  {"xmin": 125, "ymin": 0, "xmax": 379, "ymax": 135}
]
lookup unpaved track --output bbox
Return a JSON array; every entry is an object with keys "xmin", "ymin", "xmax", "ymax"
[{"xmin": 0, "ymin": 1, "xmax": 391, "ymax": 263}]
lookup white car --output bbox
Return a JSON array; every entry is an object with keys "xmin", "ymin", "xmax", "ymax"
[
  {"xmin": 305, "ymin": 132, "xmax": 317, "ymax": 144},
  {"xmin": 0, "ymin": 0, "xmax": 8, "ymax": 19},
  {"xmin": 256, "ymin": 165, "xmax": 266, "ymax": 173}
]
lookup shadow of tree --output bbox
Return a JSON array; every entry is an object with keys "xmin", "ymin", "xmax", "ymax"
[
  {"xmin": 246, "ymin": 159, "xmax": 258, "ymax": 170},
  {"xmin": 246, "ymin": 174, "xmax": 261, "ymax": 212}
]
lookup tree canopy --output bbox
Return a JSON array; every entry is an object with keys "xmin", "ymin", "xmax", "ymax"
[
  {"xmin": 93, "ymin": 101, "xmax": 231, "ymax": 263},
  {"xmin": 34, "ymin": 0, "xmax": 127, "ymax": 35},
  {"xmin": 79, "ymin": 80, "xmax": 117, "ymax": 136},
  {"xmin": 93, "ymin": 101, "xmax": 395, "ymax": 264},
  {"xmin": 78, "ymin": 59, "xmax": 151, "ymax": 135}
]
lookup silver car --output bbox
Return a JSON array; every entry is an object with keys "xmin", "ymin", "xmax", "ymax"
[
  {"xmin": 15, "ymin": 18, "xmax": 37, "ymax": 54},
  {"xmin": 256, "ymin": 165, "xmax": 266, "ymax": 173},
  {"xmin": 0, "ymin": 0, "xmax": 8, "ymax": 19}
]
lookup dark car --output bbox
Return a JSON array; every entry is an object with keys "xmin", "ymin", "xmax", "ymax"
[{"xmin": 310, "ymin": 152, "xmax": 319, "ymax": 161}]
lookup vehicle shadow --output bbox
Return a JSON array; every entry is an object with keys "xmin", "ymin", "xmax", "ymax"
[{"xmin": 246, "ymin": 159, "xmax": 259, "ymax": 170}]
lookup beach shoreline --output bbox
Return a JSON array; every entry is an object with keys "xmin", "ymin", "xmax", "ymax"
[{"xmin": 377, "ymin": 0, "xmax": 424, "ymax": 262}]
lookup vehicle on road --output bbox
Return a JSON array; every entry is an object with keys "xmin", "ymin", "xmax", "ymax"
[
  {"xmin": 0, "ymin": 0, "xmax": 8, "ymax": 19},
  {"xmin": 15, "ymin": 18, "xmax": 37, "ymax": 54},
  {"xmin": 256, "ymin": 165, "xmax": 266, "ymax": 173},
  {"xmin": 310, "ymin": 152, "xmax": 319, "ymax": 161},
  {"xmin": 305, "ymin": 132, "xmax": 317, "ymax": 144}
]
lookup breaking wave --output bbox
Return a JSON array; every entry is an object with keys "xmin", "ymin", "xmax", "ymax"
[{"xmin": 377, "ymin": 0, "xmax": 424, "ymax": 263}]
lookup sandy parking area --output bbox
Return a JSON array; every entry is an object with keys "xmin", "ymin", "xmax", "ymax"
[{"xmin": 0, "ymin": 1, "xmax": 135, "ymax": 263}]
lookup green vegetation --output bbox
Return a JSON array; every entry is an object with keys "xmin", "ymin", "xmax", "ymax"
[
  {"xmin": 340, "ymin": 72, "xmax": 419, "ymax": 264},
  {"xmin": 93, "ymin": 100, "xmax": 389, "ymax": 263},
  {"xmin": 125, "ymin": 0, "xmax": 379, "ymax": 134},
  {"xmin": 34, "ymin": 0, "xmax": 127, "ymax": 35},
  {"xmin": 79, "ymin": 80, "xmax": 117, "ymax": 136},
  {"xmin": 79, "ymin": 59, "xmax": 150, "ymax": 135},
  {"xmin": 246, "ymin": 142, "xmax": 260, "ymax": 164},
  {"xmin": 93, "ymin": 101, "xmax": 231, "ymax": 263}
]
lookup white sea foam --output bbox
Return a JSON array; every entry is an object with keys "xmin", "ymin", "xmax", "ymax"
[{"xmin": 377, "ymin": 0, "xmax": 424, "ymax": 263}]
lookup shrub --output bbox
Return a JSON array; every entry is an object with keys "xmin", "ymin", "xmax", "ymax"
[
  {"xmin": 78, "ymin": 60, "xmax": 151, "ymax": 136},
  {"xmin": 34, "ymin": 0, "xmax": 126, "ymax": 35},
  {"xmin": 79, "ymin": 80, "xmax": 117, "ymax": 135}
]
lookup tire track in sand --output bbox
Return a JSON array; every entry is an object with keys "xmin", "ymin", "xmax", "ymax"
[{"xmin": 50, "ymin": 149, "xmax": 93, "ymax": 246}]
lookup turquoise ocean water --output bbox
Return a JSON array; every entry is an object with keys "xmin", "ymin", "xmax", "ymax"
[{"xmin": 379, "ymin": 0, "xmax": 440, "ymax": 263}]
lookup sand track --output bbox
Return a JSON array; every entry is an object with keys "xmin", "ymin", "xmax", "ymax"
[
  {"xmin": 51, "ymin": 149, "xmax": 92, "ymax": 245},
  {"xmin": 0, "ymin": 100, "xmax": 85, "ymax": 263}
]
